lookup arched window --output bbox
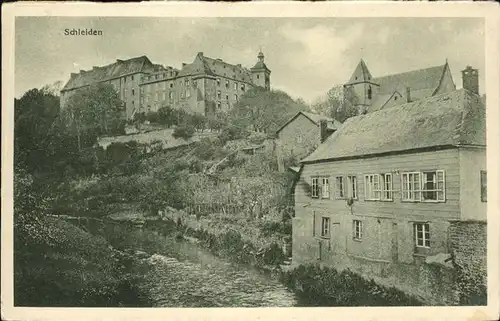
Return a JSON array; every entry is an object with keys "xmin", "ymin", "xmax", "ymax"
[{"xmin": 367, "ymin": 86, "xmax": 372, "ymax": 100}]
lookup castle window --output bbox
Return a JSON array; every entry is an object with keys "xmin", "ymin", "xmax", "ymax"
[
  {"xmin": 155, "ymin": 75, "xmax": 159, "ymax": 80},
  {"xmin": 217, "ymin": 78, "xmax": 221, "ymax": 86},
  {"xmin": 170, "ymin": 83, "xmax": 173, "ymax": 88},
  {"xmin": 368, "ymin": 86, "xmax": 372, "ymax": 100},
  {"xmin": 234, "ymin": 82, "xmax": 238, "ymax": 90},
  {"xmin": 217, "ymin": 101, "xmax": 221, "ymax": 109},
  {"xmin": 217, "ymin": 91, "xmax": 221, "ymax": 99},
  {"xmin": 132, "ymin": 89, "xmax": 135, "ymax": 96},
  {"xmin": 225, "ymin": 80, "xmax": 229, "ymax": 89},
  {"xmin": 225, "ymin": 94, "xmax": 229, "ymax": 101},
  {"xmin": 394, "ymin": 96, "xmax": 398, "ymax": 101},
  {"xmin": 241, "ymin": 84, "xmax": 246, "ymax": 91},
  {"xmin": 234, "ymin": 94, "xmax": 238, "ymax": 101},
  {"xmin": 186, "ymin": 89, "xmax": 191, "ymax": 98},
  {"xmin": 169, "ymin": 92, "xmax": 174, "ymax": 101},
  {"xmin": 257, "ymin": 75, "xmax": 260, "ymax": 79}
]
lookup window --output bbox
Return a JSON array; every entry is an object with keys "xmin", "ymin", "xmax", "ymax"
[
  {"xmin": 382, "ymin": 173, "xmax": 393, "ymax": 201},
  {"xmin": 347, "ymin": 175, "xmax": 357, "ymax": 199},
  {"xmin": 225, "ymin": 80, "xmax": 229, "ymax": 89},
  {"xmin": 322, "ymin": 178, "xmax": 330, "ymax": 199},
  {"xmin": 217, "ymin": 101, "xmax": 221, "ymax": 109},
  {"xmin": 185, "ymin": 79, "xmax": 190, "ymax": 87},
  {"xmin": 217, "ymin": 91, "xmax": 221, "ymax": 99},
  {"xmin": 335, "ymin": 176, "xmax": 346, "ymax": 199},
  {"xmin": 132, "ymin": 89, "xmax": 135, "ymax": 96},
  {"xmin": 225, "ymin": 94, "xmax": 229, "ymax": 101},
  {"xmin": 402, "ymin": 172, "xmax": 421, "ymax": 201},
  {"xmin": 402, "ymin": 170, "xmax": 445, "ymax": 202},
  {"xmin": 234, "ymin": 82, "xmax": 238, "ymax": 90},
  {"xmin": 414, "ymin": 223, "xmax": 430, "ymax": 248},
  {"xmin": 241, "ymin": 84, "xmax": 246, "ymax": 91},
  {"xmin": 193, "ymin": 80, "xmax": 198, "ymax": 88},
  {"xmin": 124, "ymin": 88, "xmax": 127, "ymax": 97},
  {"xmin": 364, "ymin": 174, "xmax": 381, "ymax": 200},
  {"xmin": 353, "ymin": 220, "xmax": 362, "ymax": 240},
  {"xmin": 422, "ymin": 171, "xmax": 445, "ymax": 201},
  {"xmin": 217, "ymin": 78, "xmax": 221, "ymax": 86},
  {"xmin": 170, "ymin": 83, "xmax": 174, "ymax": 88},
  {"xmin": 321, "ymin": 217, "xmax": 330, "ymax": 238},
  {"xmin": 311, "ymin": 177, "xmax": 319, "ymax": 198},
  {"xmin": 186, "ymin": 89, "xmax": 191, "ymax": 98},
  {"xmin": 368, "ymin": 86, "xmax": 372, "ymax": 100},
  {"xmin": 131, "ymin": 75, "xmax": 134, "ymax": 81},
  {"xmin": 234, "ymin": 94, "xmax": 238, "ymax": 101},
  {"xmin": 481, "ymin": 171, "xmax": 487, "ymax": 202},
  {"xmin": 257, "ymin": 75, "xmax": 260, "ymax": 79},
  {"xmin": 169, "ymin": 92, "xmax": 174, "ymax": 101},
  {"xmin": 124, "ymin": 77, "xmax": 126, "ymax": 83}
]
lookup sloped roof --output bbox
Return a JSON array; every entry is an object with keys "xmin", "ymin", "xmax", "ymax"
[
  {"xmin": 373, "ymin": 64, "xmax": 447, "ymax": 95},
  {"xmin": 301, "ymin": 89, "xmax": 485, "ymax": 163},
  {"xmin": 62, "ymin": 56, "xmax": 156, "ymax": 91},
  {"xmin": 346, "ymin": 59, "xmax": 373, "ymax": 84},
  {"xmin": 178, "ymin": 53, "xmax": 253, "ymax": 83},
  {"xmin": 276, "ymin": 111, "xmax": 342, "ymax": 135}
]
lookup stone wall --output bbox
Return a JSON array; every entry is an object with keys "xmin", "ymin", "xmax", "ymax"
[{"xmin": 449, "ymin": 220, "xmax": 487, "ymax": 305}]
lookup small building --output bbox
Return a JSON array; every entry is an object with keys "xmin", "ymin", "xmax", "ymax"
[
  {"xmin": 275, "ymin": 111, "xmax": 341, "ymax": 172},
  {"xmin": 291, "ymin": 66, "xmax": 486, "ymax": 304}
]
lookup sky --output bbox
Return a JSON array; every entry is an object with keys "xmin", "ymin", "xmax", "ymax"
[{"xmin": 15, "ymin": 17, "xmax": 485, "ymax": 103}]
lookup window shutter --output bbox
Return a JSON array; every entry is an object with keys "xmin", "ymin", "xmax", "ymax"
[
  {"xmin": 364, "ymin": 175, "xmax": 368, "ymax": 200},
  {"xmin": 312, "ymin": 211, "xmax": 316, "ymax": 237},
  {"xmin": 437, "ymin": 170, "xmax": 445, "ymax": 201}
]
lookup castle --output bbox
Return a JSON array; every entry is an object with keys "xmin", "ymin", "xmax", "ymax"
[{"xmin": 60, "ymin": 51, "xmax": 271, "ymax": 119}]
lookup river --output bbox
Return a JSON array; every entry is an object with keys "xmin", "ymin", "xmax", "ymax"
[{"xmin": 99, "ymin": 221, "xmax": 298, "ymax": 307}]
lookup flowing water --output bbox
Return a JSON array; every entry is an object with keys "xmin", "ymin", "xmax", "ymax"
[{"xmin": 102, "ymin": 222, "xmax": 298, "ymax": 307}]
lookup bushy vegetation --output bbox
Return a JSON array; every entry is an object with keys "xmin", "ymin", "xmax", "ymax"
[
  {"xmin": 14, "ymin": 216, "xmax": 150, "ymax": 306},
  {"xmin": 280, "ymin": 264, "xmax": 424, "ymax": 307}
]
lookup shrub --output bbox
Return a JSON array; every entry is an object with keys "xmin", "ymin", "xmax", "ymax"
[
  {"xmin": 280, "ymin": 264, "xmax": 423, "ymax": 306},
  {"xmin": 173, "ymin": 124, "xmax": 195, "ymax": 140}
]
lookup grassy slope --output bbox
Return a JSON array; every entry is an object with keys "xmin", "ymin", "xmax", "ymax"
[{"xmin": 14, "ymin": 216, "xmax": 150, "ymax": 307}]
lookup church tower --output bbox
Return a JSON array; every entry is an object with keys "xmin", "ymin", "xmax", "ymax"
[
  {"xmin": 251, "ymin": 50, "xmax": 271, "ymax": 90},
  {"xmin": 343, "ymin": 59, "xmax": 379, "ymax": 114}
]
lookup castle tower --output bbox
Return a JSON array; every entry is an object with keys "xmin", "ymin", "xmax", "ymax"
[
  {"xmin": 343, "ymin": 59, "xmax": 379, "ymax": 115},
  {"xmin": 250, "ymin": 50, "xmax": 271, "ymax": 90}
]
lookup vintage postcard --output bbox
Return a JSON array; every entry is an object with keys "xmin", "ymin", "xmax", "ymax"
[{"xmin": 2, "ymin": 2, "xmax": 499, "ymax": 321}]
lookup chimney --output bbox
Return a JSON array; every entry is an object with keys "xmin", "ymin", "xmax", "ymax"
[
  {"xmin": 406, "ymin": 87, "xmax": 411, "ymax": 103},
  {"xmin": 198, "ymin": 52, "xmax": 204, "ymax": 57},
  {"xmin": 71, "ymin": 72, "xmax": 77, "ymax": 77},
  {"xmin": 462, "ymin": 66, "xmax": 479, "ymax": 95},
  {"xmin": 319, "ymin": 120, "xmax": 329, "ymax": 143}
]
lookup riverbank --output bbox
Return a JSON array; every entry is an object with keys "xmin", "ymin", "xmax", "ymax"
[{"xmin": 14, "ymin": 215, "xmax": 152, "ymax": 306}]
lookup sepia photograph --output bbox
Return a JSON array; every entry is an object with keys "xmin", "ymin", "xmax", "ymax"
[{"xmin": 2, "ymin": 2, "xmax": 499, "ymax": 321}]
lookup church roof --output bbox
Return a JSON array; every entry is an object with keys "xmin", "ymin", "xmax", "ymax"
[
  {"xmin": 62, "ymin": 56, "xmax": 156, "ymax": 91},
  {"xmin": 301, "ymin": 89, "xmax": 485, "ymax": 163},
  {"xmin": 346, "ymin": 59, "xmax": 373, "ymax": 84},
  {"xmin": 373, "ymin": 63, "xmax": 448, "ymax": 95}
]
